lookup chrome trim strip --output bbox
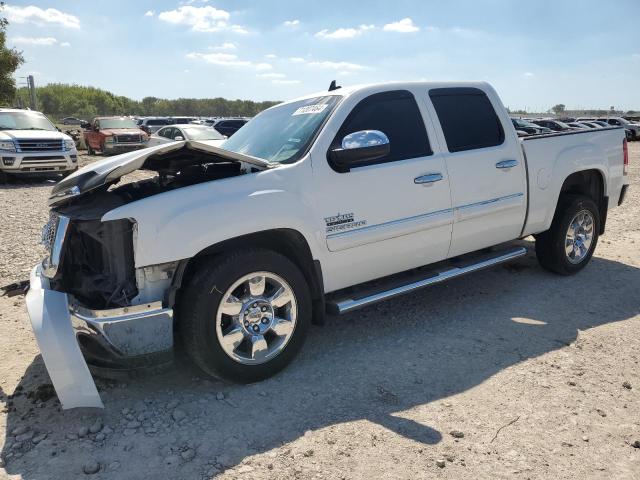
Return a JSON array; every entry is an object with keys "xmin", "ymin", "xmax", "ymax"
[
  {"xmin": 327, "ymin": 207, "xmax": 453, "ymax": 240},
  {"xmin": 326, "ymin": 193, "xmax": 525, "ymax": 248},
  {"xmin": 326, "ymin": 207, "xmax": 453, "ymax": 252},
  {"xmin": 455, "ymin": 192, "xmax": 524, "ymax": 211},
  {"xmin": 331, "ymin": 246, "xmax": 527, "ymax": 314}
]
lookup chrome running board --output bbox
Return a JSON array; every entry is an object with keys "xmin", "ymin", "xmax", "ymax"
[{"xmin": 326, "ymin": 246, "xmax": 527, "ymax": 315}]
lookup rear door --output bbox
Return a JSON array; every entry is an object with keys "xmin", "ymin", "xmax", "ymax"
[{"xmin": 427, "ymin": 87, "xmax": 527, "ymax": 257}]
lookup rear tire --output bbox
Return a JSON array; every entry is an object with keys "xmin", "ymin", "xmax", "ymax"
[
  {"xmin": 535, "ymin": 194, "xmax": 600, "ymax": 275},
  {"xmin": 87, "ymin": 142, "xmax": 95, "ymax": 155},
  {"xmin": 179, "ymin": 249, "xmax": 311, "ymax": 383}
]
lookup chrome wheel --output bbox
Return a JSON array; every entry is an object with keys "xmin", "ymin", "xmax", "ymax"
[
  {"xmin": 565, "ymin": 209, "xmax": 594, "ymax": 264},
  {"xmin": 215, "ymin": 272, "xmax": 297, "ymax": 365}
]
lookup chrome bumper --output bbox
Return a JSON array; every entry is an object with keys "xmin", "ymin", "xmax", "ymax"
[
  {"xmin": 26, "ymin": 264, "xmax": 173, "ymax": 409},
  {"xmin": 104, "ymin": 143, "xmax": 146, "ymax": 151}
]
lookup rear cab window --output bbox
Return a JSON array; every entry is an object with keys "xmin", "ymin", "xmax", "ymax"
[
  {"xmin": 329, "ymin": 89, "xmax": 432, "ymax": 169},
  {"xmin": 429, "ymin": 87, "xmax": 505, "ymax": 152}
]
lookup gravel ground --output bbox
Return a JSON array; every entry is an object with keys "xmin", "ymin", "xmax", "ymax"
[{"xmin": 0, "ymin": 146, "xmax": 638, "ymax": 479}]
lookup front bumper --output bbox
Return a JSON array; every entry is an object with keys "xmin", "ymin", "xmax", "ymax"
[
  {"xmin": 103, "ymin": 142, "xmax": 147, "ymax": 153},
  {"xmin": 26, "ymin": 264, "xmax": 173, "ymax": 409},
  {"xmin": 0, "ymin": 151, "xmax": 77, "ymax": 173}
]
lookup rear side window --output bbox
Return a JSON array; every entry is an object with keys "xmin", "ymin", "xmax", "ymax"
[
  {"xmin": 429, "ymin": 87, "xmax": 504, "ymax": 153},
  {"xmin": 333, "ymin": 90, "xmax": 432, "ymax": 165}
]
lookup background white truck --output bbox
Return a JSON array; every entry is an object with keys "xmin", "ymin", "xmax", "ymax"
[
  {"xmin": 26, "ymin": 82, "xmax": 629, "ymax": 408},
  {"xmin": 0, "ymin": 108, "xmax": 78, "ymax": 181}
]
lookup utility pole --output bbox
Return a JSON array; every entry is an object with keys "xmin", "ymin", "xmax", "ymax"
[{"xmin": 27, "ymin": 75, "xmax": 37, "ymax": 110}]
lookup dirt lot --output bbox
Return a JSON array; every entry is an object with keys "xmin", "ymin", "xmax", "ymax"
[{"xmin": 0, "ymin": 146, "xmax": 638, "ymax": 480}]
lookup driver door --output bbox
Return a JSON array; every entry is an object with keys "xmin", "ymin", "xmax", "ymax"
[{"xmin": 312, "ymin": 89, "xmax": 453, "ymax": 292}]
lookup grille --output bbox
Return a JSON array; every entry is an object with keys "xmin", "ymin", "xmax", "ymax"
[
  {"xmin": 16, "ymin": 139, "xmax": 64, "ymax": 152},
  {"xmin": 115, "ymin": 134, "xmax": 141, "ymax": 143},
  {"xmin": 21, "ymin": 156, "xmax": 67, "ymax": 165},
  {"xmin": 41, "ymin": 211, "xmax": 60, "ymax": 253}
]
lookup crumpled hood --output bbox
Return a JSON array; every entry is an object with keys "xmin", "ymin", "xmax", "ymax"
[
  {"xmin": 0, "ymin": 129, "xmax": 71, "ymax": 141},
  {"xmin": 48, "ymin": 140, "xmax": 273, "ymax": 206}
]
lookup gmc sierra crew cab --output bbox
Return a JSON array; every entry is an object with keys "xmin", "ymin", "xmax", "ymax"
[{"xmin": 26, "ymin": 82, "xmax": 630, "ymax": 408}]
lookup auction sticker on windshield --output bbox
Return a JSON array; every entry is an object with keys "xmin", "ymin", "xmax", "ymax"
[{"xmin": 292, "ymin": 104, "xmax": 329, "ymax": 116}]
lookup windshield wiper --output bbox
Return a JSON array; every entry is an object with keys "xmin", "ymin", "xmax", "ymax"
[{"xmin": 20, "ymin": 127, "xmax": 51, "ymax": 131}]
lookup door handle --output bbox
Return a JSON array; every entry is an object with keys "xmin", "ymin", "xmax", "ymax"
[
  {"xmin": 496, "ymin": 159, "xmax": 518, "ymax": 169},
  {"xmin": 414, "ymin": 173, "xmax": 443, "ymax": 184}
]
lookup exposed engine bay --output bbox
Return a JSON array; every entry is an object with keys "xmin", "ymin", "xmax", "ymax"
[{"xmin": 47, "ymin": 143, "xmax": 263, "ymax": 309}]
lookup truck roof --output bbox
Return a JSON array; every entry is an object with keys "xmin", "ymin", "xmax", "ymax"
[{"xmin": 278, "ymin": 81, "xmax": 494, "ymax": 107}]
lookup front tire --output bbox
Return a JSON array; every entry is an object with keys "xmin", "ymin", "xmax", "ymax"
[
  {"xmin": 535, "ymin": 194, "xmax": 600, "ymax": 275},
  {"xmin": 179, "ymin": 249, "xmax": 311, "ymax": 383}
]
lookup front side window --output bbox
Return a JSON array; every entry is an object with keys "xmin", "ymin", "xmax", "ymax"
[
  {"xmin": 429, "ymin": 87, "xmax": 505, "ymax": 153},
  {"xmin": 332, "ymin": 90, "xmax": 432, "ymax": 166},
  {"xmin": 223, "ymin": 95, "xmax": 341, "ymax": 164}
]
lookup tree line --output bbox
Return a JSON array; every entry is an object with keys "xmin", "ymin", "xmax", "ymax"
[{"xmin": 14, "ymin": 83, "xmax": 280, "ymax": 120}]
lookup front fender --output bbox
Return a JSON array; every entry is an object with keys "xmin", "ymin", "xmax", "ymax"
[{"xmin": 101, "ymin": 165, "xmax": 322, "ymax": 268}]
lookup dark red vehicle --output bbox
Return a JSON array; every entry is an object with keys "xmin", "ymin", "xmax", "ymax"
[{"xmin": 84, "ymin": 117, "xmax": 148, "ymax": 155}]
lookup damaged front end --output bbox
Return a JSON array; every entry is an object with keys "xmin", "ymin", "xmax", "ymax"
[{"xmin": 26, "ymin": 141, "xmax": 272, "ymax": 408}]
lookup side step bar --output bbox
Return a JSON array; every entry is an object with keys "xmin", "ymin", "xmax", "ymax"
[{"xmin": 326, "ymin": 246, "xmax": 527, "ymax": 315}]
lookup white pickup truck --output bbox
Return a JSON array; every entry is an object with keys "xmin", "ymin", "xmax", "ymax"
[
  {"xmin": 0, "ymin": 108, "xmax": 78, "ymax": 181},
  {"xmin": 26, "ymin": 82, "xmax": 629, "ymax": 408}
]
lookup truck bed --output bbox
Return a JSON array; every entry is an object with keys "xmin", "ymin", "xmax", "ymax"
[{"xmin": 520, "ymin": 126, "xmax": 626, "ymax": 237}]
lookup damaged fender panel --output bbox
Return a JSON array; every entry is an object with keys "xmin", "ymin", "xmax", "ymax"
[{"xmin": 26, "ymin": 266, "xmax": 103, "ymax": 409}]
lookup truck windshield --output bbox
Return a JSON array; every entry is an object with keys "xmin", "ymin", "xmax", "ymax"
[
  {"xmin": 99, "ymin": 118, "xmax": 138, "ymax": 129},
  {"xmin": 222, "ymin": 95, "xmax": 341, "ymax": 164},
  {"xmin": 0, "ymin": 111, "xmax": 56, "ymax": 131}
]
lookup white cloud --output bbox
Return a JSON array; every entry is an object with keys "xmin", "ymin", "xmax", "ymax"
[
  {"xmin": 255, "ymin": 62, "xmax": 273, "ymax": 71},
  {"xmin": 272, "ymin": 79, "xmax": 301, "ymax": 85},
  {"xmin": 10, "ymin": 36, "xmax": 58, "ymax": 46},
  {"xmin": 283, "ymin": 19, "xmax": 300, "ymax": 27},
  {"xmin": 60, "ymin": 41, "xmax": 71, "ymax": 47},
  {"xmin": 308, "ymin": 60, "xmax": 366, "ymax": 71},
  {"xmin": 383, "ymin": 18, "xmax": 419, "ymax": 33},
  {"xmin": 265, "ymin": 53, "xmax": 277, "ymax": 59},
  {"xmin": 144, "ymin": 10, "xmax": 155, "ymax": 17},
  {"xmin": 187, "ymin": 52, "xmax": 272, "ymax": 71},
  {"xmin": 289, "ymin": 57, "xmax": 305, "ymax": 63},
  {"xmin": 523, "ymin": 72, "xmax": 534, "ymax": 77},
  {"xmin": 258, "ymin": 73, "xmax": 286, "ymax": 79},
  {"xmin": 212, "ymin": 42, "xmax": 237, "ymax": 50},
  {"xmin": 315, "ymin": 24, "xmax": 374, "ymax": 40},
  {"xmin": 4, "ymin": 5, "xmax": 80, "ymax": 29},
  {"xmin": 158, "ymin": 6, "xmax": 247, "ymax": 33}
]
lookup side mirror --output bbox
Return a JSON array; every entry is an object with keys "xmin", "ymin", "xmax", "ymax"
[
  {"xmin": 174, "ymin": 135, "xmax": 184, "ymax": 141},
  {"xmin": 328, "ymin": 130, "xmax": 390, "ymax": 172}
]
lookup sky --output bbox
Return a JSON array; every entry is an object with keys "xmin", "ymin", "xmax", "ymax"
[{"xmin": 4, "ymin": 0, "xmax": 640, "ymax": 111}]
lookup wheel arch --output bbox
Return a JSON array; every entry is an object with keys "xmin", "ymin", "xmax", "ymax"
[
  {"xmin": 557, "ymin": 169, "xmax": 607, "ymax": 234},
  {"xmin": 169, "ymin": 228, "xmax": 326, "ymax": 325}
]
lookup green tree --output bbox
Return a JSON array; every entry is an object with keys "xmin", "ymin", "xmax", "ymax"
[
  {"xmin": 551, "ymin": 104, "xmax": 566, "ymax": 115},
  {"xmin": 0, "ymin": 2, "xmax": 25, "ymax": 104}
]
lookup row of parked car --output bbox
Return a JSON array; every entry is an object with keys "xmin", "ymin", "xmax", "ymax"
[
  {"xmin": 511, "ymin": 116, "xmax": 640, "ymax": 141},
  {"xmin": 80, "ymin": 115, "xmax": 249, "ymax": 155}
]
